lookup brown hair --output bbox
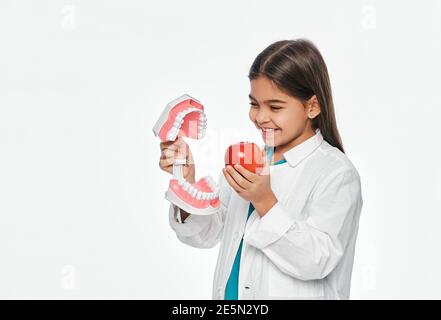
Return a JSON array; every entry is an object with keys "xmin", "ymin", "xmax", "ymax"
[{"xmin": 248, "ymin": 39, "xmax": 345, "ymax": 154}]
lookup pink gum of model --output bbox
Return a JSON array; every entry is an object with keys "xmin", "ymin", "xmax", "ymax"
[{"xmin": 157, "ymin": 99, "xmax": 203, "ymax": 142}]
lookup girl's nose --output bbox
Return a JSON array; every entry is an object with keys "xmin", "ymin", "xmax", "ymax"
[{"xmin": 255, "ymin": 109, "xmax": 271, "ymax": 123}]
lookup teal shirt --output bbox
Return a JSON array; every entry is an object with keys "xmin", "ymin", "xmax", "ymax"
[{"xmin": 224, "ymin": 146, "xmax": 287, "ymax": 300}]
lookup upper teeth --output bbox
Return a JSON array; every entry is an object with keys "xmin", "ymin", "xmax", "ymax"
[
  {"xmin": 166, "ymin": 107, "xmax": 207, "ymax": 141},
  {"xmin": 261, "ymin": 128, "xmax": 275, "ymax": 132}
]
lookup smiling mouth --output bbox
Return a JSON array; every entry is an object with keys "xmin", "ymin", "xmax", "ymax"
[{"xmin": 259, "ymin": 128, "xmax": 279, "ymax": 135}]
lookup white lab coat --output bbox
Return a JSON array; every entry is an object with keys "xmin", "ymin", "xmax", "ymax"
[{"xmin": 168, "ymin": 129, "xmax": 363, "ymax": 300}]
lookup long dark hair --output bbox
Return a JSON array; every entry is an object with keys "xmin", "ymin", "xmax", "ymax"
[{"xmin": 248, "ymin": 39, "xmax": 345, "ymax": 154}]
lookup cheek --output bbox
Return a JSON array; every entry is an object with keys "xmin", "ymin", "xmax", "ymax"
[
  {"xmin": 277, "ymin": 111, "xmax": 303, "ymax": 131},
  {"xmin": 272, "ymin": 113, "xmax": 287, "ymax": 128},
  {"xmin": 249, "ymin": 108, "xmax": 256, "ymax": 121}
]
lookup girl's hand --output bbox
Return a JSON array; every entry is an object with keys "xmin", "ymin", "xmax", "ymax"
[
  {"xmin": 222, "ymin": 149, "xmax": 277, "ymax": 216},
  {"xmin": 159, "ymin": 136, "xmax": 196, "ymax": 183}
]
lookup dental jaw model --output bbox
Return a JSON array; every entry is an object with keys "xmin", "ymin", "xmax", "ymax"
[{"xmin": 153, "ymin": 94, "xmax": 220, "ymax": 218}]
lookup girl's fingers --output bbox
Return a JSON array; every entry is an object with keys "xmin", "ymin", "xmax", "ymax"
[
  {"xmin": 232, "ymin": 164, "xmax": 256, "ymax": 183},
  {"xmin": 225, "ymin": 165, "xmax": 251, "ymax": 189},
  {"xmin": 223, "ymin": 168, "xmax": 245, "ymax": 193},
  {"xmin": 259, "ymin": 148, "xmax": 270, "ymax": 176},
  {"xmin": 159, "ymin": 157, "xmax": 174, "ymax": 170},
  {"xmin": 161, "ymin": 149, "xmax": 175, "ymax": 159},
  {"xmin": 160, "ymin": 140, "xmax": 174, "ymax": 149},
  {"xmin": 160, "ymin": 143, "xmax": 188, "ymax": 158},
  {"xmin": 160, "ymin": 137, "xmax": 185, "ymax": 151},
  {"xmin": 160, "ymin": 145, "xmax": 177, "ymax": 154}
]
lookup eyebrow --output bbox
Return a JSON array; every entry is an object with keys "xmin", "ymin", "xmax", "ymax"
[{"xmin": 248, "ymin": 94, "xmax": 287, "ymax": 104}]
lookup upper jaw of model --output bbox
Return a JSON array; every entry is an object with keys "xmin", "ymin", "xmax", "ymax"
[
  {"xmin": 152, "ymin": 94, "xmax": 207, "ymax": 142},
  {"xmin": 153, "ymin": 94, "xmax": 220, "ymax": 215}
]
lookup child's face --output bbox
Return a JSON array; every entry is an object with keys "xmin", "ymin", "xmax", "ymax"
[{"xmin": 248, "ymin": 76, "xmax": 315, "ymax": 148}]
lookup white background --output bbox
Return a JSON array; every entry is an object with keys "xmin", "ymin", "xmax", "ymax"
[{"xmin": 0, "ymin": 0, "xmax": 440, "ymax": 299}]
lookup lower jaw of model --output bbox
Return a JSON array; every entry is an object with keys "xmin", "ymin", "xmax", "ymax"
[{"xmin": 153, "ymin": 94, "xmax": 220, "ymax": 215}]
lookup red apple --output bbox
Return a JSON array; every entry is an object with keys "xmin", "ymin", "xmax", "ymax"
[{"xmin": 224, "ymin": 142, "xmax": 265, "ymax": 174}]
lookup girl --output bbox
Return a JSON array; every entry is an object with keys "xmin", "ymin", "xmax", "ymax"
[{"xmin": 159, "ymin": 39, "xmax": 363, "ymax": 300}]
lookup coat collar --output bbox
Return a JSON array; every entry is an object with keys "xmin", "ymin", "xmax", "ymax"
[{"xmin": 281, "ymin": 128, "xmax": 324, "ymax": 168}]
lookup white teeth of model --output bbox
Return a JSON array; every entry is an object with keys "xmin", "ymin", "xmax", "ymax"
[
  {"xmin": 196, "ymin": 191, "xmax": 202, "ymax": 200},
  {"xmin": 206, "ymin": 177, "xmax": 217, "ymax": 191},
  {"xmin": 171, "ymin": 127, "xmax": 179, "ymax": 135},
  {"xmin": 168, "ymin": 131, "xmax": 176, "ymax": 141},
  {"xmin": 202, "ymin": 192, "xmax": 208, "ymax": 200},
  {"xmin": 204, "ymin": 177, "xmax": 212, "ymax": 190},
  {"xmin": 183, "ymin": 182, "xmax": 190, "ymax": 192},
  {"xmin": 191, "ymin": 188, "xmax": 197, "ymax": 198},
  {"xmin": 167, "ymin": 108, "xmax": 204, "ymax": 141},
  {"xmin": 168, "ymin": 125, "xmax": 178, "ymax": 139}
]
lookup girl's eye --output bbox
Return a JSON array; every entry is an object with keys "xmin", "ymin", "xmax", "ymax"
[{"xmin": 249, "ymin": 102, "xmax": 281, "ymax": 110}]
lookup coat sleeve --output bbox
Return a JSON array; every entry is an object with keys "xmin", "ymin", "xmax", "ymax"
[
  {"xmin": 169, "ymin": 170, "xmax": 232, "ymax": 249},
  {"xmin": 243, "ymin": 168, "xmax": 363, "ymax": 280}
]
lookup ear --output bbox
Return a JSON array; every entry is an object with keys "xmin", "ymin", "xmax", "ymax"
[{"xmin": 307, "ymin": 95, "xmax": 321, "ymax": 119}]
